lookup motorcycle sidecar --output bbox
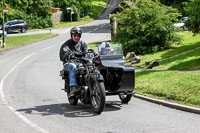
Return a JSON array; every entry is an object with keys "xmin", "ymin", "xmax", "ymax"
[{"xmin": 95, "ymin": 42, "xmax": 135, "ymax": 103}]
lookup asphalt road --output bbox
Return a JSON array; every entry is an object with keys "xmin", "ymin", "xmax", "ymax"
[{"xmin": 1, "ymin": 0, "xmax": 200, "ymax": 133}]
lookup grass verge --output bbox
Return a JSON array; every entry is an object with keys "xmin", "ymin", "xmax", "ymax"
[
  {"xmin": 0, "ymin": 33, "xmax": 56, "ymax": 51},
  {"xmin": 88, "ymin": 43, "xmax": 97, "ymax": 50},
  {"xmin": 135, "ymin": 31, "xmax": 200, "ymax": 68},
  {"xmin": 135, "ymin": 70, "xmax": 200, "ymax": 108},
  {"xmin": 134, "ymin": 31, "xmax": 200, "ymax": 107},
  {"xmin": 157, "ymin": 48, "xmax": 200, "ymax": 70}
]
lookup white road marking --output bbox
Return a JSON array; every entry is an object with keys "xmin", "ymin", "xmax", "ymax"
[
  {"xmin": 0, "ymin": 53, "xmax": 49, "ymax": 133},
  {"xmin": 40, "ymin": 45, "xmax": 55, "ymax": 52}
]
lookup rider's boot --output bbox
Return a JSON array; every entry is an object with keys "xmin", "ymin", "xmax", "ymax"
[{"xmin": 69, "ymin": 86, "xmax": 79, "ymax": 98}]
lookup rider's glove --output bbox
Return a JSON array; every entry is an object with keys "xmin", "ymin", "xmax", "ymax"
[
  {"xmin": 64, "ymin": 50, "xmax": 71, "ymax": 56},
  {"xmin": 64, "ymin": 51, "xmax": 74, "ymax": 61},
  {"xmin": 69, "ymin": 54, "xmax": 76, "ymax": 59}
]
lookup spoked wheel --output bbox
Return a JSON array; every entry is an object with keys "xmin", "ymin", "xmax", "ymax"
[
  {"xmin": 119, "ymin": 93, "xmax": 132, "ymax": 104},
  {"xmin": 90, "ymin": 79, "xmax": 106, "ymax": 114}
]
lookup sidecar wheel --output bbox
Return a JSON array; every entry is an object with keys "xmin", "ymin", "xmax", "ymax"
[
  {"xmin": 90, "ymin": 80, "xmax": 106, "ymax": 114},
  {"xmin": 119, "ymin": 93, "xmax": 132, "ymax": 104},
  {"xmin": 68, "ymin": 96, "xmax": 78, "ymax": 105}
]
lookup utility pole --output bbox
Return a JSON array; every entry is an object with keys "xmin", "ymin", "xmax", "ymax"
[{"xmin": 113, "ymin": 17, "xmax": 118, "ymax": 35}]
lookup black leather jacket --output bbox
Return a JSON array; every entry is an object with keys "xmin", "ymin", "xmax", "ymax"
[{"xmin": 59, "ymin": 39, "xmax": 88, "ymax": 63}]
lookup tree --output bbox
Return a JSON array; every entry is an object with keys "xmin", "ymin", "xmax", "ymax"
[
  {"xmin": 1, "ymin": 0, "xmax": 92, "ymax": 29},
  {"xmin": 25, "ymin": 0, "xmax": 53, "ymax": 28},
  {"xmin": 184, "ymin": 0, "xmax": 200, "ymax": 35},
  {"xmin": 159, "ymin": 0, "xmax": 189, "ymax": 16},
  {"xmin": 2, "ymin": 0, "xmax": 53, "ymax": 29},
  {"xmin": 112, "ymin": 0, "xmax": 181, "ymax": 55}
]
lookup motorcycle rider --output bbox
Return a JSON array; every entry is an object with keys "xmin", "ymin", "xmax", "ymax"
[{"xmin": 59, "ymin": 27, "xmax": 88, "ymax": 98}]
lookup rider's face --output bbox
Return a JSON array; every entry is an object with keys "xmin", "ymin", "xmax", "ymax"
[{"xmin": 72, "ymin": 34, "xmax": 81, "ymax": 42}]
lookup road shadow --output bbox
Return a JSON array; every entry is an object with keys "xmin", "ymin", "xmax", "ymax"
[
  {"xmin": 80, "ymin": 23, "xmax": 111, "ymax": 34},
  {"xmin": 17, "ymin": 101, "xmax": 123, "ymax": 117}
]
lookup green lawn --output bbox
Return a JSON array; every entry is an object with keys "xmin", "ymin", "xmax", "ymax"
[
  {"xmin": 88, "ymin": 43, "xmax": 97, "ymax": 50},
  {"xmin": 135, "ymin": 31, "xmax": 200, "ymax": 68},
  {"xmin": 0, "ymin": 33, "xmax": 56, "ymax": 51},
  {"xmin": 90, "ymin": 0, "xmax": 109, "ymax": 18},
  {"xmin": 52, "ymin": 16, "xmax": 93, "ymax": 29},
  {"xmin": 134, "ymin": 31, "xmax": 200, "ymax": 108},
  {"xmin": 135, "ymin": 70, "xmax": 200, "ymax": 108},
  {"xmin": 157, "ymin": 48, "xmax": 200, "ymax": 70}
]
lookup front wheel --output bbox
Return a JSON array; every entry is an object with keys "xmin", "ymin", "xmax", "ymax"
[
  {"xmin": 67, "ymin": 89, "xmax": 78, "ymax": 105},
  {"xmin": 119, "ymin": 93, "xmax": 132, "ymax": 104},
  {"xmin": 65, "ymin": 80, "xmax": 78, "ymax": 105},
  {"xmin": 68, "ymin": 96, "xmax": 78, "ymax": 105},
  {"xmin": 90, "ymin": 79, "xmax": 106, "ymax": 114}
]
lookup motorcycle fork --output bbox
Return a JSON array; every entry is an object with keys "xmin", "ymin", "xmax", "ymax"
[
  {"xmin": 85, "ymin": 66, "xmax": 93, "ymax": 99},
  {"xmin": 64, "ymin": 79, "xmax": 70, "ymax": 92}
]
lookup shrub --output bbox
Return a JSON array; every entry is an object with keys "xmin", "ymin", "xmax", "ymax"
[
  {"xmin": 112, "ymin": 0, "xmax": 181, "ymax": 55},
  {"xmin": 52, "ymin": 0, "xmax": 92, "ymax": 22}
]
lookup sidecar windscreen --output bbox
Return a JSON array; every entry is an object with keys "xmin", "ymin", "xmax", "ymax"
[
  {"xmin": 97, "ymin": 42, "xmax": 125, "ymax": 68},
  {"xmin": 98, "ymin": 42, "xmax": 122, "ymax": 56}
]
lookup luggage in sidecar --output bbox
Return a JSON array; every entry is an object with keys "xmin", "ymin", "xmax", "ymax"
[{"xmin": 96, "ymin": 42, "xmax": 135, "ymax": 96}]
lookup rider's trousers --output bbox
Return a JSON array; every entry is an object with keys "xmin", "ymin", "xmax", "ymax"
[{"xmin": 63, "ymin": 62, "xmax": 77, "ymax": 86}]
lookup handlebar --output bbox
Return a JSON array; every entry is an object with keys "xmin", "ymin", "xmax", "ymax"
[{"xmin": 64, "ymin": 47, "xmax": 99, "ymax": 64}]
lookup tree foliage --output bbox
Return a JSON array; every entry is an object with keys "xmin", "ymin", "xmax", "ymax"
[
  {"xmin": 1, "ymin": 0, "xmax": 53, "ymax": 29},
  {"xmin": 159, "ymin": 0, "xmax": 189, "ymax": 16},
  {"xmin": 112, "ymin": 0, "xmax": 181, "ymax": 55},
  {"xmin": 1, "ymin": 0, "xmax": 92, "ymax": 29},
  {"xmin": 52, "ymin": 0, "xmax": 92, "ymax": 21},
  {"xmin": 184, "ymin": 0, "xmax": 200, "ymax": 35}
]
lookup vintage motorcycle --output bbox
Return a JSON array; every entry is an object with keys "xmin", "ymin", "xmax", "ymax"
[
  {"xmin": 60, "ymin": 47, "xmax": 106, "ymax": 114},
  {"xmin": 60, "ymin": 43, "xmax": 135, "ymax": 114}
]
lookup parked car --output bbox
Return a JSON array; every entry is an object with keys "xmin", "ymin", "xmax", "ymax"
[
  {"xmin": 0, "ymin": 30, "xmax": 7, "ymax": 37},
  {"xmin": 0, "ymin": 20, "xmax": 29, "ymax": 33},
  {"xmin": 174, "ymin": 17, "xmax": 189, "ymax": 31}
]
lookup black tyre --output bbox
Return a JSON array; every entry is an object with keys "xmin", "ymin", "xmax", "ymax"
[
  {"xmin": 119, "ymin": 93, "xmax": 132, "ymax": 104},
  {"xmin": 68, "ymin": 96, "xmax": 78, "ymax": 105},
  {"xmin": 65, "ymin": 80, "xmax": 78, "ymax": 105},
  {"xmin": 21, "ymin": 28, "xmax": 26, "ymax": 33},
  {"xmin": 67, "ymin": 89, "xmax": 78, "ymax": 105},
  {"xmin": 90, "ymin": 79, "xmax": 106, "ymax": 114}
]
